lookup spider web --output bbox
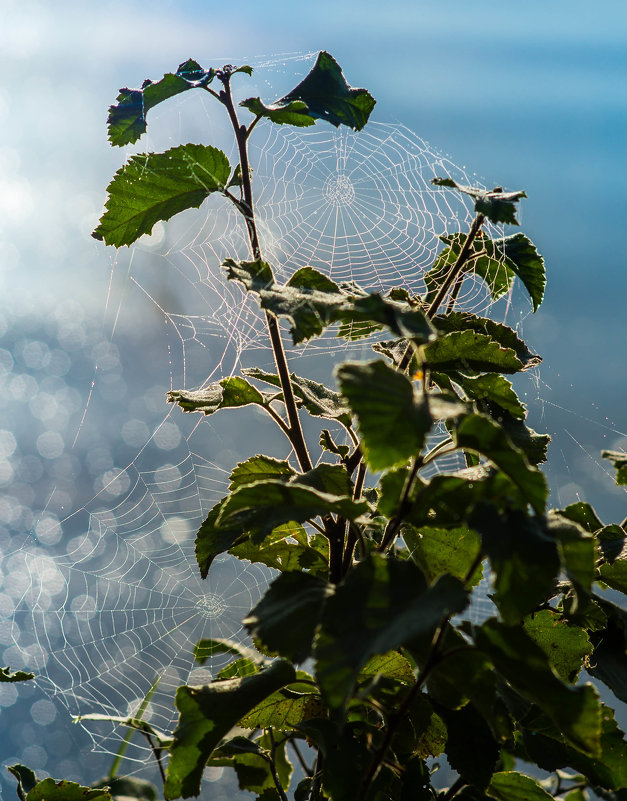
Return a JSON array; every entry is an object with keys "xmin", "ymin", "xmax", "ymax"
[{"xmin": 5, "ymin": 52, "xmax": 623, "ymax": 782}]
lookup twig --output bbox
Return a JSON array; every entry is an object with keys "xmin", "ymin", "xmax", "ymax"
[
  {"xmin": 218, "ymin": 70, "xmax": 313, "ymax": 474},
  {"xmin": 289, "ymin": 737, "xmax": 313, "ymax": 777}
]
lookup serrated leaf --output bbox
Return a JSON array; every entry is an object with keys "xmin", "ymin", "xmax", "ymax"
[
  {"xmin": 487, "ymin": 772, "xmax": 554, "ymax": 801},
  {"xmin": 433, "ymin": 311, "xmax": 541, "ymax": 369},
  {"xmin": 455, "ymin": 413, "xmax": 547, "ymax": 513},
  {"xmin": 337, "ymin": 360, "xmax": 464, "ymax": 471},
  {"xmin": 164, "ymin": 660, "xmax": 296, "ymax": 800},
  {"xmin": 602, "ymin": 449, "xmax": 627, "ymax": 486},
  {"xmin": 239, "ymin": 687, "xmax": 323, "ymax": 730},
  {"xmin": 459, "ymin": 374, "xmax": 526, "ymax": 419},
  {"xmin": 93, "ymin": 144, "xmax": 231, "ymax": 247},
  {"xmin": 226, "ymin": 260, "xmax": 435, "ymax": 345},
  {"xmin": 441, "ymin": 702, "xmax": 499, "ymax": 788},
  {"xmin": 240, "ymin": 96, "xmax": 316, "ymax": 127},
  {"xmin": 244, "ymin": 572, "xmax": 332, "ymax": 663},
  {"xmin": 521, "ymin": 703, "xmax": 627, "ymax": 791},
  {"xmin": 168, "ymin": 376, "xmax": 273, "ymax": 416},
  {"xmin": 229, "ymin": 455, "xmax": 295, "ymax": 491},
  {"xmin": 25, "ymin": 780, "xmax": 112, "ymax": 801},
  {"xmin": 314, "ymin": 555, "xmax": 468, "ymax": 709},
  {"xmin": 218, "ymin": 478, "xmax": 369, "ymax": 536},
  {"xmin": 471, "ymin": 506, "xmax": 559, "ymax": 624},
  {"xmin": 491, "ymin": 233, "xmax": 546, "ymax": 312},
  {"xmin": 278, "ymin": 51, "xmax": 375, "ymax": 131},
  {"xmin": 425, "ymin": 232, "xmax": 514, "ymax": 306},
  {"xmin": 394, "ymin": 694, "xmax": 447, "ymax": 759},
  {"xmin": 432, "ymin": 178, "xmax": 527, "ymax": 225},
  {"xmin": 194, "ymin": 637, "xmax": 263, "ymax": 666},
  {"xmin": 242, "ymin": 367, "xmax": 352, "ymax": 427},
  {"xmin": 523, "ymin": 610, "xmax": 592, "ymax": 683},
  {"xmin": 230, "ymin": 522, "xmax": 327, "ymax": 575},
  {"xmin": 558, "ymin": 502, "xmax": 604, "ymax": 533},
  {"xmin": 422, "ymin": 330, "xmax": 524, "ymax": 374},
  {"xmin": 475, "ymin": 618, "xmax": 601, "ymax": 754},
  {"xmin": 360, "ymin": 650, "xmax": 415, "ymax": 685},
  {"xmin": 404, "ymin": 525, "xmax": 483, "ymax": 587},
  {"xmin": 1, "ymin": 666, "xmax": 34, "ymax": 682},
  {"xmin": 107, "ymin": 59, "xmax": 215, "ymax": 146}
]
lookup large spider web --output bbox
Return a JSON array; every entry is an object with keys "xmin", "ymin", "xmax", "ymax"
[{"xmin": 2, "ymin": 53, "xmax": 624, "ymax": 785}]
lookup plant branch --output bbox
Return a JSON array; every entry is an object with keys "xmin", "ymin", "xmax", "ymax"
[
  {"xmin": 144, "ymin": 733, "xmax": 166, "ymax": 785},
  {"xmin": 378, "ymin": 456, "xmax": 423, "ymax": 553},
  {"xmin": 289, "ymin": 737, "xmax": 313, "ymax": 777},
  {"xmin": 218, "ymin": 71, "xmax": 313, "ymax": 473},
  {"xmin": 266, "ymin": 729, "xmax": 289, "ymax": 801},
  {"xmin": 356, "ymin": 622, "xmax": 448, "ymax": 801},
  {"xmin": 441, "ymin": 776, "xmax": 467, "ymax": 801}
]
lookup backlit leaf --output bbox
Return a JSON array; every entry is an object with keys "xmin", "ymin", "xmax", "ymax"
[
  {"xmin": 602, "ymin": 449, "xmax": 627, "ymax": 486},
  {"xmin": 431, "ymin": 178, "xmax": 527, "ymax": 225},
  {"xmin": 168, "ymin": 376, "xmax": 274, "ymax": 416},
  {"xmin": 164, "ymin": 660, "xmax": 296, "ymax": 799},
  {"xmin": 93, "ymin": 144, "xmax": 231, "ymax": 247},
  {"xmin": 422, "ymin": 330, "xmax": 524, "ymax": 374}
]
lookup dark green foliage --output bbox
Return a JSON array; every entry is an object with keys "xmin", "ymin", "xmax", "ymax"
[
  {"xmin": 49, "ymin": 48, "xmax": 626, "ymax": 801},
  {"xmin": 1, "ymin": 666, "xmax": 34, "ymax": 682}
]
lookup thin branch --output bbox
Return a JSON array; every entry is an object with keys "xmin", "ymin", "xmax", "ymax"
[
  {"xmin": 378, "ymin": 456, "xmax": 423, "ymax": 552},
  {"xmin": 218, "ymin": 72, "xmax": 313, "ymax": 473},
  {"xmin": 440, "ymin": 776, "xmax": 467, "ymax": 801},
  {"xmin": 266, "ymin": 729, "xmax": 289, "ymax": 801},
  {"xmin": 245, "ymin": 114, "xmax": 263, "ymax": 139},
  {"xmin": 144, "ymin": 733, "xmax": 166, "ymax": 785},
  {"xmin": 289, "ymin": 738, "xmax": 313, "ymax": 777}
]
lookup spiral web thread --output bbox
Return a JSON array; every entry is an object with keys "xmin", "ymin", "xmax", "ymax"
[{"xmin": 1, "ymin": 55, "xmax": 540, "ymax": 772}]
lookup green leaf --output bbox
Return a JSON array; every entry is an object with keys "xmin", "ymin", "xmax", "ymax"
[
  {"xmin": 403, "ymin": 525, "xmax": 483, "ymax": 587},
  {"xmin": 546, "ymin": 511, "xmax": 597, "ymax": 590},
  {"xmin": 471, "ymin": 506, "xmax": 559, "ymax": 624},
  {"xmin": 588, "ymin": 610, "xmax": 627, "ymax": 703},
  {"xmin": 394, "ymin": 694, "xmax": 447, "ymax": 759},
  {"xmin": 491, "ymin": 233, "xmax": 546, "ymax": 312},
  {"xmin": 441, "ymin": 702, "xmax": 499, "ymax": 788},
  {"xmin": 194, "ymin": 497, "xmax": 242, "ymax": 578},
  {"xmin": 523, "ymin": 610, "xmax": 592, "ymax": 683},
  {"xmin": 107, "ymin": 59, "xmax": 215, "ymax": 146},
  {"xmin": 218, "ymin": 478, "xmax": 369, "ymax": 536},
  {"xmin": 425, "ymin": 232, "xmax": 514, "ymax": 306},
  {"xmin": 557, "ymin": 502, "xmax": 604, "ymax": 533},
  {"xmin": 244, "ymin": 571, "xmax": 332, "ymax": 663},
  {"xmin": 422, "ymin": 330, "xmax": 524, "ymax": 374},
  {"xmin": 475, "ymin": 618, "xmax": 601, "ymax": 754},
  {"xmin": 455, "ymin": 413, "xmax": 548, "ymax": 513},
  {"xmin": 602, "ymin": 449, "xmax": 627, "ymax": 486},
  {"xmin": 521, "ymin": 703, "xmax": 627, "ymax": 791},
  {"xmin": 194, "ymin": 637, "xmax": 263, "ymax": 666},
  {"xmin": 164, "ymin": 660, "xmax": 296, "ymax": 800},
  {"xmin": 431, "ymin": 178, "xmax": 527, "ymax": 225},
  {"xmin": 314, "ymin": 555, "xmax": 468, "ymax": 709},
  {"xmin": 226, "ymin": 260, "xmax": 435, "ymax": 345},
  {"xmin": 337, "ymin": 360, "xmax": 463, "ymax": 471},
  {"xmin": 167, "ymin": 376, "xmax": 274, "ymax": 416},
  {"xmin": 598, "ymin": 529, "xmax": 627, "ymax": 592},
  {"xmin": 242, "ymin": 367, "xmax": 352, "ymax": 427},
  {"xmin": 1, "ymin": 666, "xmax": 34, "ymax": 682},
  {"xmin": 240, "ymin": 96, "xmax": 316, "ymax": 127},
  {"xmin": 230, "ymin": 522, "xmax": 327, "ymax": 575},
  {"xmin": 25, "ymin": 780, "xmax": 111, "ymax": 801},
  {"xmin": 92, "ymin": 778, "xmax": 156, "ymax": 801},
  {"xmin": 274, "ymin": 51, "xmax": 375, "ymax": 131},
  {"xmin": 8, "ymin": 765, "xmax": 38, "ymax": 801},
  {"xmin": 360, "ymin": 650, "xmax": 415, "ymax": 685},
  {"xmin": 239, "ymin": 687, "xmax": 323, "ymax": 730},
  {"xmin": 433, "ymin": 311, "xmax": 541, "ymax": 369},
  {"xmin": 487, "ymin": 772, "xmax": 554, "ymax": 801},
  {"xmin": 93, "ymin": 144, "xmax": 231, "ymax": 247},
  {"xmin": 229, "ymin": 455, "xmax": 295, "ymax": 490},
  {"xmin": 459, "ymin": 374, "xmax": 526, "ymax": 420}
]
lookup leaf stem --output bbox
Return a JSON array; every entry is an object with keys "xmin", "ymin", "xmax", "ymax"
[
  {"xmin": 378, "ymin": 456, "xmax": 423, "ymax": 553},
  {"xmin": 218, "ymin": 71, "xmax": 313, "ymax": 473},
  {"xmin": 289, "ymin": 737, "xmax": 313, "ymax": 777},
  {"xmin": 267, "ymin": 729, "xmax": 289, "ymax": 801}
]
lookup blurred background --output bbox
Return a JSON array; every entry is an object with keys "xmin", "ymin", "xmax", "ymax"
[{"xmin": 0, "ymin": 0, "xmax": 626, "ymax": 795}]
